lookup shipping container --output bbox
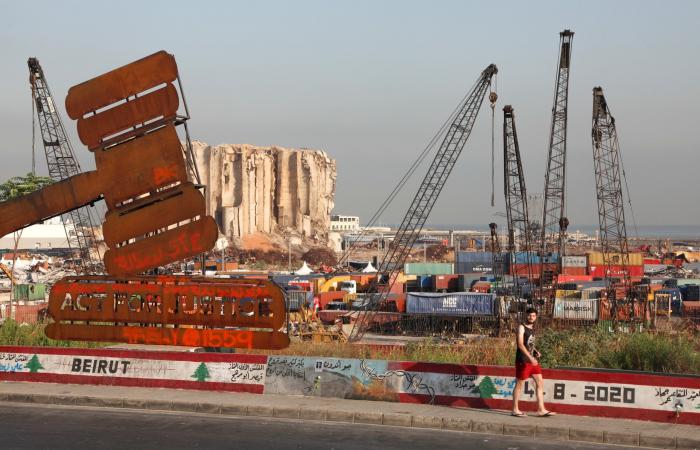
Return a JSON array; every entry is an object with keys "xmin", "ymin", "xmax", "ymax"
[
  {"xmin": 561, "ymin": 266, "xmax": 588, "ymax": 276},
  {"xmin": 581, "ymin": 287, "xmax": 603, "ymax": 299},
  {"xmin": 643, "ymin": 258, "xmax": 661, "ymax": 265},
  {"xmin": 455, "ymin": 251, "xmax": 493, "ymax": 264},
  {"xmin": 12, "ymin": 283, "xmax": 47, "ymax": 301},
  {"xmin": 587, "ymin": 251, "xmax": 643, "ymax": 266},
  {"xmin": 406, "ymin": 292, "xmax": 495, "ymax": 316},
  {"xmin": 471, "ymin": 281, "xmax": 491, "ymax": 293},
  {"xmin": 557, "ymin": 274, "xmax": 592, "ymax": 283},
  {"xmin": 432, "ymin": 274, "xmax": 459, "ymax": 292},
  {"xmin": 562, "ymin": 256, "xmax": 587, "ymax": 267},
  {"xmin": 682, "ymin": 285, "xmax": 700, "ymax": 301},
  {"xmin": 681, "ymin": 301, "xmax": 700, "ymax": 317},
  {"xmin": 555, "ymin": 289, "xmax": 581, "ymax": 299},
  {"xmin": 317, "ymin": 291, "xmax": 346, "ymax": 309},
  {"xmin": 588, "ymin": 265, "xmax": 644, "ymax": 278},
  {"xmin": 457, "ymin": 274, "xmax": 482, "ymax": 292},
  {"xmin": 404, "ymin": 263, "xmax": 454, "ymax": 276},
  {"xmin": 286, "ymin": 290, "xmax": 313, "ymax": 311},
  {"xmin": 514, "ymin": 251, "xmax": 559, "ymax": 264},
  {"xmin": 454, "ymin": 261, "xmax": 500, "ymax": 274},
  {"xmin": 553, "ymin": 298, "xmax": 598, "ymax": 320}
]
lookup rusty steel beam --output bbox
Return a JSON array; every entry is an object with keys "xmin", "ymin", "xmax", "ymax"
[
  {"xmin": 77, "ymin": 84, "xmax": 179, "ymax": 150},
  {"xmin": 104, "ymin": 217, "xmax": 218, "ymax": 276},
  {"xmin": 94, "ymin": 124, "xmax": 187, "ymax": 208},
  {"xmin": 0, "ymin": 171, "xmax": 102, "ymax": 237},
  {"xmin": 102, "ymin": 183, "xmax": 205, "ymax": 247},
  {"xmin": 65, "ymin": 51, "xmax": 178, "ymax": 120}
]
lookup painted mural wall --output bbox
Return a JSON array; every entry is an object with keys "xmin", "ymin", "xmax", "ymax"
[{"xmin": 1, "ymin": 346, "xmax": 698, "ymax": 425}]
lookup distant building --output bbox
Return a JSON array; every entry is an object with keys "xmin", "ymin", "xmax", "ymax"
[
  {"xmin": 0, "ymin": 216, "xmax": 73, "ymax": 251},
  {"xmin": 330, "ymin": 215, "xmax": 360, "ymax": 232}
]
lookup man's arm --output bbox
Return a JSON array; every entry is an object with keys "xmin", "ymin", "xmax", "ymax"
[{"xmin": 516, "ymin": 325, "xmax": 538, "ymax": 365}]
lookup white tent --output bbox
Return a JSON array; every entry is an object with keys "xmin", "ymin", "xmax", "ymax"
[
  {"xmin": 294, "ymin": 261, "xmax": 313, "ymax": 275},
  {"xmin": 362, "ymin": 262, "xmax": 377, "ymax": 273}
]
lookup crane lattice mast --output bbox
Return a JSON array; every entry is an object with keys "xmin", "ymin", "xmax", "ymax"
[
  {"xmin": 591, "ymin": 87, "xmax": 632, "ymax": 324},
  {"xmin": 28, "ymin": 58, "xmax": 102, "ymax": 273},
  {"xmin": 503, "ymin": 106, "xmax": 533, "ymax": 298},
  {"xmin": 489, "ymin": 222, "xmax": 504, "ymax": 293},
  {"xmin": 349, "ymin": 64, "xmax": 498, "ymax": 341},
  {"xmin": 539, "ymin": 29, "xmax": 574, "ymax": 289}
]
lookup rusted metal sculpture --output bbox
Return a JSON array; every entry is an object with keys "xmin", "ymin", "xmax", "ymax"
[{"xmin": 0, "ymin": 51, "xmax": 289, "ymax": 349}]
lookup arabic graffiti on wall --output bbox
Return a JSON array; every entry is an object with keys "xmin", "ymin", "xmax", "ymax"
[{"xmin": 265, "ymin": 356, "xmax": 391, "ymax": 400}]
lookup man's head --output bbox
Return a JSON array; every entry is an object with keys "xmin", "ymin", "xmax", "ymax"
[{"xmin": 525, "ymin": 307, "xmax": 538, "ymax": 325}]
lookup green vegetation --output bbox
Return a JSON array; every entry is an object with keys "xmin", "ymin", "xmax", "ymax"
[
  {"xmin": 0, "ymin": 320, "xmax": 109, "ymax": 348},
  {"xmin": 536, "ymin": 328, "xmax": 700, "ymax": 375},
  {"xmin": 2, "ymin": 320, "xmax": 697, "ymax": 375},
  {"xmin": 0, "ymin": 173, "xmax": 54, "ymax": 201}
]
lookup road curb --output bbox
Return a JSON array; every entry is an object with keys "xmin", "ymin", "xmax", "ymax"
[{"xmin": 1, "ymin": 393, "xmax": 688, "ymax": 448}]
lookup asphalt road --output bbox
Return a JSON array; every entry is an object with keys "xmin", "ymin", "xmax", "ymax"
[{"xmin": 0, "ymin": 403, "xmax": 635, "ymax": 450}]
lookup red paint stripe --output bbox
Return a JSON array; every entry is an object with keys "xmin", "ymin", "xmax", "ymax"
[
  {"xmin": 0, "ymin": 372, "xmax": 264, "ymax": 394},
  {"xmin": 0, "ymin": 346, "xmax": 267, "ymax": 364},
  {"xmin": 387, "ymin": 361, "xmax": 515, "ymax": 377},
  {"xmin": 396, "ymin": 393, "xmax": 700, "ymax": 426},
  {"xmin": 387, "ymin": 361, "xmax": 700, "ymax": 388}
]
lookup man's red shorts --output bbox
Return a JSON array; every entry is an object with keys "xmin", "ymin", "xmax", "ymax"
[{"xmin": 515, "ymin": 362, "xmax": 542, "ymax": 380}]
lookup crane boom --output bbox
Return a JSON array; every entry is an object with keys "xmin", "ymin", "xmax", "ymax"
[
  {"xmin": 591, "ymin": 87, "xmax": 632, "ymax": 324},
  {"xmin": 540, "ymin": 29, "xmax": 574, "ymax": 287},
  {"xmin": 349, "ymin": 64, "xmax": 498, "ymax": 341},
  {"xmin": 28, "ymin": 58, "xmax": 102, "ymax": 273},
  {"xmin": 503, "ymin": 105, "xmax": 533, "ymax": 297}
]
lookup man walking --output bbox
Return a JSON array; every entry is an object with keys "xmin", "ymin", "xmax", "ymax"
[{"xmin": 511, "ymin": 307, "xmax": 555, "ymax": 417}]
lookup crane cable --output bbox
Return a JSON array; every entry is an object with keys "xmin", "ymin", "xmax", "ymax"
[
  {"xmin": 489, "ymin": 75, "xmax": 498, "ymax": 207},
  {"xmin": 31, "ymin": 81, "xmax": 36, "ymax": 175},
  {"xmin": 337, "ymin": 76, "xmax": 484, "ymax": 267}
]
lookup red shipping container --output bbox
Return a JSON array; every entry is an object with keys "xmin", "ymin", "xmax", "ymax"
[
  {"xmin": 643, "ymin": 258, "xmax": 661, "ymax": 265},
  {"xmin": 432, "ymin": 274, "xmax": 459, "ymax": 291},
  {"xmin": 557, "ymin": 274, "xmax": 593, "ymax": 283},
  {"xmin": 385, "ymin": 293, "xmax": 407, "ymax": 313},
  {"xmin": 561, "ymin": 266, "xmax": 588, "ymax": 276},
  {"xmin": 317, "ymin": 291, "xmax": 346, "ymax": 309},
  {"xmin": 682, "ymin": 301, "xmax": 700, "ymax": 316},
  {"xmin": 471, "ymin": 281, "xmax": 491, "ymax": 293},
  {"xmin": 588, "ymin": 265, "xmax": 643, "ymax": 278}
]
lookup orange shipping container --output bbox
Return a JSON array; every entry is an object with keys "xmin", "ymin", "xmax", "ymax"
[
  {"xmin": 588, "ymin": 251, "xmax": 643, "ymax": 266},
  {"xmin": 561, "ymin": 266, "xmax": 588, "ymax": 276}
]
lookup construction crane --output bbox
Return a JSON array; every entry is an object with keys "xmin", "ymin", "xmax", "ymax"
[
  {"xmin": 539, "ymin": 29, "xmax": 574, "ymax": 290},
  {"xmin": 591, "ymin": 87, "xmax": 633, "ymax": 327},
  {"xmin": 28, "ymin": 57, "xmax": 102, "ymax": 273},
  {"xmin": 488, "ymin": 222, "xmax": 504, "ymax": 293},
  {"xmin": 348, "ymin": 64, "xmax": 498, "ymax": 341},
  {"xmin": 503, "ymin": 105, "xmax": 533, "ymax": 300}
]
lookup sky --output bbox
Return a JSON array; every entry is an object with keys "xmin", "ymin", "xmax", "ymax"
[{"xmin": 1, "ymin": 0, "xmax": 698, "ymax": 230}]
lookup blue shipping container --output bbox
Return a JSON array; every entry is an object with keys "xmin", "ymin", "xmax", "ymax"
[
  {"xmin": 514, "ymin": 251, "xmax": 559, "ymax": 264},
  {"xmin": 455, "ymin": 252, "xmax": 493, "ymax": 264},
  {"xmin": 406, "ymin": 292, "xmax": 495, "ymax": 316}
]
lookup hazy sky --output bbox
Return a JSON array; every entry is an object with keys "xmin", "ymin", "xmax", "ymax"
[{"xmin": 1, "ymin": 1, "xmax": 698, "ymax": 230}]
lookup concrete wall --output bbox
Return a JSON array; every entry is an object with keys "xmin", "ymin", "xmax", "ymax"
[{"xmin": 1, "ymin": 346, "xmax": 698, "ymax": 425}]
